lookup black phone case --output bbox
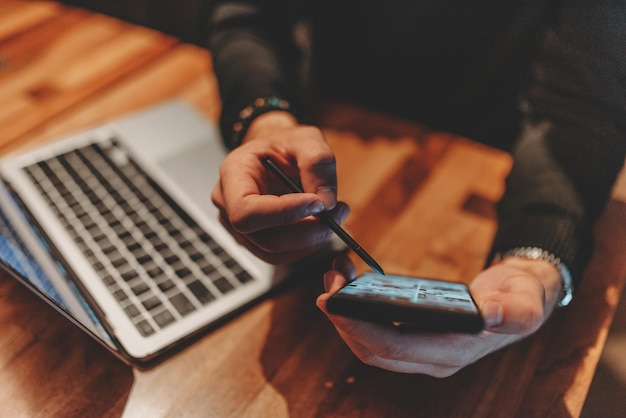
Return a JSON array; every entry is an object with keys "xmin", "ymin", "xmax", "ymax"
[{"xmin": 327, "ymin": 286, "xmax": 485, "ymax": 334}]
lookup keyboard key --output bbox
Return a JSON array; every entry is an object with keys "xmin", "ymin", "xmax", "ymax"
[
  {"xmin": 157, "ymin": 278, "xmax": 176, "ymax": 292},
  {"xmin": 102, "ymin": 275, "xmax": 116, "ymax": 286},
  {"xmin": 142, "ymin": 296, "xmax": 162, "ymax": 311},
  {"xmin": 131, "ymin": 282, "xmax": 150, "ymax": 295},
  {"xmin": 124, "ymin": 304, "xmax": 141, "ymax": 318},
  {"xmin": 121, "ymin": 270, "xmax": 138, "ymax": 282},
  {"xmin": 113, "ymin": 289, "xmax": 128, "ymax": 301},
  {"xmin": 175, "ymin": 266, "xmax": 191, "ymax": 278},
  {"xmin": 101, "ymin": 242, "xmax": 117, "ymax": 254},
  {"xmin": 223, "ymin": 258, "xmax": 238, "ymax": 269},
  {"xmin": 198, "ymin": 232, "xmax": 212, "ymax": 243},
  {"xmin": 136, "ymin": 319, "xmax": 155, "ymax": 336},
  {"xmin": 189, "ymin": 251, "xmax": 205, "ymax": 262},
  {"xmin": 147, "ymin": 265, "xmax": 164, "ymax": 278},
  {"xmin": 213, "ymin": 277, "xmax": 234, "ymax": 294},
  {"xmin": 126, "ymin": 241, "xmax": 142, "ymax": 252},
  {"xmin": 92, "ymin": 261, "xmax": 105, "ymax": 271},
  {"xmin": 178, "ymin": 239, "xmax": 193, "ymax": 249},
  {"xmin": 164, "ymin": 254, "xmax": 180, "ymax": 264},
  {"xmin": 153, "ymin": 310, "xmax": 176, "ymax": 327},
  {"xmin": 187, "ymin": 280, "xmax": 215, "ymax": 304},
  {"xmin": 153, "ymin": 240, "xmax": 168, "ymax": 251},
  {"xmin": 236, "ymin": 271, "xmax": 254, "ymax": 284},
  {"xmin": 110, "ymin": 255, "xmax": 127, "ymax": 268},
  {"xmin": 136, "ymin": 253, "xmax": 152, "ymax": 265},
  {"xmin": 169, "ymin": 293, "xmax": 195, "ymax": 316},
  {"xmin": 200, "ymin": 264, "xmax": 216, "ymax": 276}
]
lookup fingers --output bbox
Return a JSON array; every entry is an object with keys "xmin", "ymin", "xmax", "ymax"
[
  {"xmin": 318, "ymin": 298, "xmax": 516, "ymax": 376},
  {"xmin": 297, "ymin": 152, "xmax": 337, "ymax": 210},
  {"xmin": 480, "ymin": 293, "xmax": 544, "ymax": 335},
  {"xmin": 284, "ymin": 126, "xmax": 338, "ymax": 210},
  {"xmin": 316, "ymin": 261, "xmax": 528, "ymax": 376},
  {"xmin": 333, "ymin": 327, "xmax": 463, "ymax": 376},
  {"xmin": 217, "ymin": 204, "xmax": 349, "ymax": 264},
  {"xmin": 211, "ymin": 124, "xmax": 341, "ymax": 264},
  {"xmin": 332, "ymin": 254, "xmax": 356, "ymax": 280},
  {"xmin": 335, "ymin": 325, "xmax": 516, "ymax": 376},
  {"xmin": 315, "ymin": 271, "xmax": 476, "ymax": 369},
  {"xmin": 215, "ymin": 185, "xmax": 330, "ymax": 234},
  {"xmin": 216, "ymin": 149, "xmax": 327, "ymax": 233},
  {"xmin": 319, "ymin": 268, "xmax": 347, "ymax": 298},
  {"xmin": 317, "ymin": 255, "xmax": 355, "ymax": 305}
]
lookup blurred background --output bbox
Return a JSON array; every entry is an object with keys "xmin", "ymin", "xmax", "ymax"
[{"xmin": 59, "ymin": 0, "xmax": 212, "ymax": 45}]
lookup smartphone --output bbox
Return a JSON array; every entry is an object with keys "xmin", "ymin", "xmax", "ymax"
[{"xmin": 326, "ymin": 272, "xmax": 485, "ymax": 333}]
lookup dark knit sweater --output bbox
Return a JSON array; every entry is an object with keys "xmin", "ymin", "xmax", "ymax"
[{"xmin": 207, "ymin": 0, "xmax": 626, "ymax": 291}]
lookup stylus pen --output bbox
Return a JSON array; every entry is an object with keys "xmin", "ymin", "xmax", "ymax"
[{"xmin": 262, "ymin": 156, "xmax": 385, "ymax": 275}]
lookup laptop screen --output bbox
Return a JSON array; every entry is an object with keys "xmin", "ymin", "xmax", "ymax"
[
  {"xmin": 0, "ymin": 199, "xmax": 116, "ymax": 348},
  {"xmin": 0, "ymin": 206, "xmax": 67, "ymax": 304}
]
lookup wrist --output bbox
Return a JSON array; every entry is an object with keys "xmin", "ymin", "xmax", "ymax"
[
  {"xmin": 231, "ymin": 96, "xmax": 296, "ymax": 147},
  {"xmin": 245, "ymin": 111, "xmax": 298, "ymax": 143},
  {"xmin": 493, "ymin": 247, "xmax": 574, "ymax": 308}
]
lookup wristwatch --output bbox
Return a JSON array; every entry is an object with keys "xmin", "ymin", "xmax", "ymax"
[{"xmin": 493, "ymin": 246, "xmax": 574, "ymax": 307}]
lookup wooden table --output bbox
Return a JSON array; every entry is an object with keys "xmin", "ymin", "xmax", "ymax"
[{"xmin": 1, "ymin": 1, "xmax": 625, "ymax": 417}]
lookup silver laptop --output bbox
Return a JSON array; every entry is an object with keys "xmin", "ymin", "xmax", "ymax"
[{"xmin": 0, "ymin": 101, "xmax": 325, "ymax": 366}]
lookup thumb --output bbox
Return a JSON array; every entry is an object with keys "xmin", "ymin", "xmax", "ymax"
[
  {"xmin": 480, "ymin": 300, "xmax": 504, "ymax": 329},
  {"xmin": 479, "ymin": 293, "xmax": 545, "ymax": 335}
]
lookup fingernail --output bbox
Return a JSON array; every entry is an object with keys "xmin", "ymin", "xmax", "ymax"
[
  {"xmin": 306, "ymin": 200, "xmax": 325, "ymax": 215},
  {"xmin": 316, "ymin": 186, "xmax": 337, "ymax": 208},
  {"xmin": 481, "ymin": 301, "xmax": 504, "ymax": 328},
  {"xmin": 338, "ymin": 205, "xmax": 350, "ymax": 223}
]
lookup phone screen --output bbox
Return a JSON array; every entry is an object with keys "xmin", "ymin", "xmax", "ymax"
[
  {"xmin": 340, "ymin": 273, "xmax": 479, "ymax": 313},
  {"xmin": 327, "ymin": 272, "xmax": 484, "ymax": 333}
]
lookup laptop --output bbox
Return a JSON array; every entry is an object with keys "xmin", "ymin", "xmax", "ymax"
[{"xmin": 0, "ymin": 101, "xmax": 334, "ymax": 366}]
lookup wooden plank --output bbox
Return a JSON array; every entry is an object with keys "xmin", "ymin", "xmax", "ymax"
[
  {"xmin": 519, "ymin": 199, "xmax": 626, "ymax": 417},
  {"xmin": 0, "ymin": 276, "xmax": 132, "ymax": 417},
  {"xmin": 355, "ymin": 140, "xmax": 510, "ymax": 278},
  {"xmin": 0, "ymin": 1, "xmax": 62, "ymax": 42},
  {"xmin": 122, "ymin": 302, "xmax": 279, "ymax": 417},
  {"xmin": 16, "ymin": 44, "xmax": 215, "ymax": 149},
  {"xmin": 0, "ymin": 6, "xmax": 177, "ymax": 152},
  {"xmin": 327, "ymin": 131, "xmax": 425, "ymax": 213}
]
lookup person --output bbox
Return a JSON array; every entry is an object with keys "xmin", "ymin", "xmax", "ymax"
[{"xmin": 206, "ymin": 0, "xmax": 626, "ymax": 376}]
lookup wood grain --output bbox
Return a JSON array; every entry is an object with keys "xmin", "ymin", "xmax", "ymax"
[{"xmin": 0, "ymin": 2, "xmax": 624, "ymax": 417}]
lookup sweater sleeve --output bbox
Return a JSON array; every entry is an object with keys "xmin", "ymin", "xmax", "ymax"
[
  {"xmin": 491, "ymin": 0, "xmax": 626, "ymax": 289},
  {"xmin": 206, "ymin": 0, "xmax": 302, "ymax": 148}
]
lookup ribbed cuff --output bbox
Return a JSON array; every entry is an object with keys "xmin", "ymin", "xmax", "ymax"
[{"xmin": 488, "ymin": 212, "xmax": 593, "ymax": 292}]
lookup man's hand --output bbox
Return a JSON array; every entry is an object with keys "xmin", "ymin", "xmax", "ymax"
[
  {"xmin": 212, "ymin": 112, "xmax": 349, "ymax": 264},
  {"xmin": 317, "ymin": 254, "xmax": 562, "ymax": 376}
]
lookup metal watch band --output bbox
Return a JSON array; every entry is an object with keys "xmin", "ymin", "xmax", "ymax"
[{"xmin": 493, "ymin": 246, "xmax": 574, "ymax": 307}]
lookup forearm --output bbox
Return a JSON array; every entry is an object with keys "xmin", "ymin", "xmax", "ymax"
[
  {"xmin": 207, "ymin": 0, "xmax": 302, "ymax": 148},
  {"xmin": 491, "ymin": 123, "xmax": 590, "ymax": 289},
  {"xmin": 491, "ymin": 0, "xmax": 626, "ymax": 290}
]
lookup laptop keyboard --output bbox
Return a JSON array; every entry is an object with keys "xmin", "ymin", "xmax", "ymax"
[{"xmin": 21, "ymin": 137, "xmax": 254, "ymax": 337}]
